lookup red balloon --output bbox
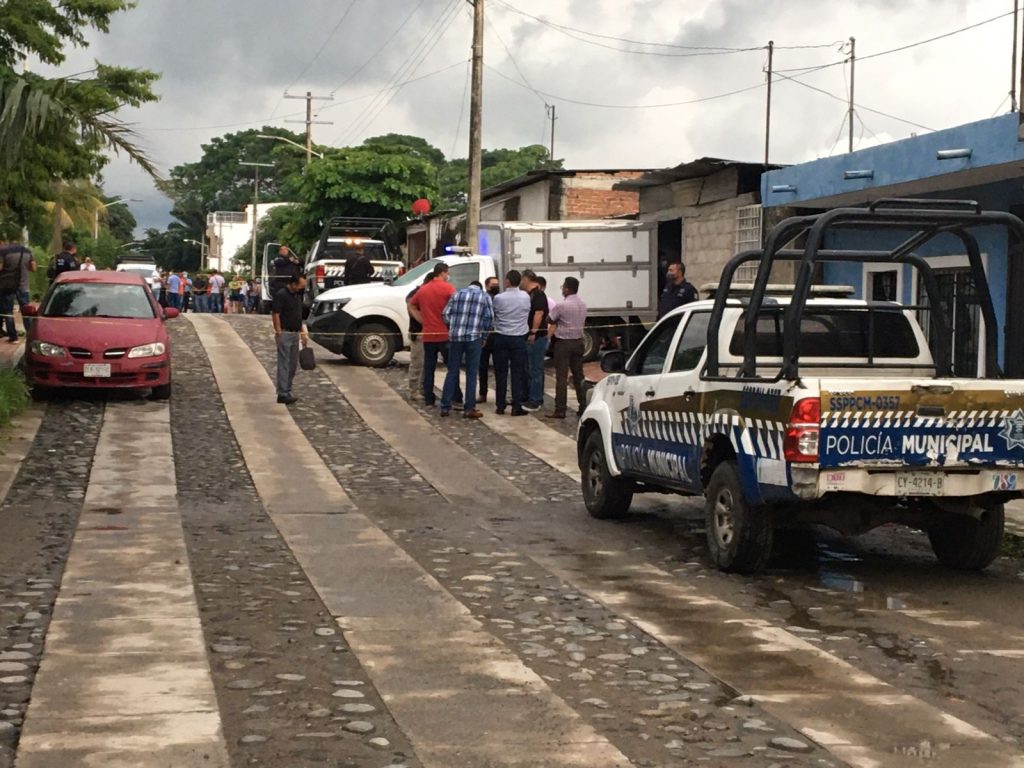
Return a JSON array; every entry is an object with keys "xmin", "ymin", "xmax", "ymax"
[{"xmin": 412, "ymin": 198, "xmax": 431, "ymax": 216}]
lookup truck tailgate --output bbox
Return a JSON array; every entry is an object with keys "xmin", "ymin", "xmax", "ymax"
[{"xmin": 819, "ymin": 380, "xmax": 1024, "ymax": 469}]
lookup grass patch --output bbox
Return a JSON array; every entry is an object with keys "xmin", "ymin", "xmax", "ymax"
[
  {"xmin": 1001, "ymin": 532, "xmax": 1024, "ymax": 559},
  {"xmin": 0, "ymin": 369, "xmax": 29, "ymax": 427}
]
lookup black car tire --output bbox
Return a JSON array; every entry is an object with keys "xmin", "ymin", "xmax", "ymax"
[
  {"xmin": 150, "ymin": 381, "xmax": 172, "ymax": 401},
  {"xmin": 352, "ymin": 323, "xmax": 397, "ymax": 367},
  {"xmin": 581, "ymin": 431, "xmax": 633, "ymax": 519},
  {"xmin": 928, "ymin": 503, "xmax": 1004, "ymax": 570},
  {"xmin": 704, "ymin": 461, "xmax": 772, "ymax": 574},
  {"xmin": 582, "ymin": 327, "xmax": 602, "ymax": 362}
]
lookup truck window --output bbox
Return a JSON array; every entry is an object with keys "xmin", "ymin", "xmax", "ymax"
[
  {"xmin": 628, "ymin": 315, "xmax": 682, "ymax": 376},
  {"xmin": 670, "ymin": 312, "xmax": 710, "ymax": 372},
  {"xmin": 728, "ymin": 308, "xmax": 920, "ymax": 358},
  {"xmin": 448, "ymin": 262, "xmax": 480, "ymax": 289}
]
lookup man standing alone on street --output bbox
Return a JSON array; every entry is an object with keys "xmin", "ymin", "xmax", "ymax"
[
  {"xmin": 547, "ymin": 277, "xmax": 588, "ymax": 419},
  {"xmin": 520, "ymin": 269, "xmax": 549, "ymax": 411},
  {"xmin": 272, "ymin": 273, "xmax": 308, "ymax": 405},
  {"xmin": 658, "ymin": 261, "xmax": 698, "ymax": 318},
  {"xmin": 441, "ymin": 280, "xmax": 492, "ymax": 419}
]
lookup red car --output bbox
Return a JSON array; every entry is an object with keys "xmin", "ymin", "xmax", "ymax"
[{"xmin": 23, "ymin": 271, "xmax": 177, "ymax": 399}]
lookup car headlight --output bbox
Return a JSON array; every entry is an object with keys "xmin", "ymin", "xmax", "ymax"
[
  {"xmin": 30, "ymin": 341, "xmax": 66, "ymax": 357},
  {"xmin": 316, "ymin": 298, "xmax": 350, "ymax": 314},
  {"xmin": 127, "ymin": 342, "xmax": 166, "ymax": 358}
]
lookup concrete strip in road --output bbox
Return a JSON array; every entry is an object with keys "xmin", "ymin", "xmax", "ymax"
[
  {"xmin": 0, "ymin": 403, "xmax": 44, "ymax": 503},
  {"xmin": 319, "ymin": 358, "xmax": 528, "ymax": 505},
  {"xmin": 188, "ymin": 314, "xmax": 353, "ymax": 514},
  {"xmin": 192, "ymin": 315, "xmax": 633, "ymax": 768},
  {"xmin": 325, "ymin": 366, "xmax": 1024, "ymax": 767},
  {"xmin": 17, "ymin": 402, "xmax": 230, "ymax": 768}
]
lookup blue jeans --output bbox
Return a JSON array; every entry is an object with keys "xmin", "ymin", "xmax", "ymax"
[
  {"xmin": 194, "ymin": 294, "xmax": 208, "ymax": 313},
  {"xmin": 422, "ymin": 341, "xmax": 462, "ymax": 405},
  {"xmin": 167, "ymin": 293, "xmax": 181, "ymax": 310},
  {"xmin": 442, "ymin": 339, "xmax": 482, "ymax": 413},
  {"xmin": 211, "ymin": 294, "xmax": 224, "ymax": 313},
  {"xmin": 493, "ymin": 334, "xmax": 527, "ymax": 411},
  {"xmin": 0, "ymin": 292, "xmax": 17, "ymax": 341},
  {"xmin": 526, "ymin": 335, "xmax": 549, "ymax": 406}
]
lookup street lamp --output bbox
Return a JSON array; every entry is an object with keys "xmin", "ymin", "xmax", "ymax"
[
  {"xmin": 256, "ymin": 134, "xmax": 325, "ymax": 162},
  {"xmin": 239, "ymin": 160, "xmax": 274, "ymax": 274},
  {"xmin": 183, "ymin": 238, "xmax": 208, "ymax": 270},
  {"xmin": 94, "ymin": 197, "xmax": 141, "ymax": 239}
]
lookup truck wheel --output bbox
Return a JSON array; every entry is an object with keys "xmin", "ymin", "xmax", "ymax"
[
  {"xmin": 353, "ymin": 323, "xmax": 397, "ymax": 367},
  {"xmin": 927, "ymin": 503, "xmax": 1004, "ymax": 570},
  {"xmin": 582, "ymin": 327, "xmax": 601, "ymax": 362},
  {"xmin": 704, "ymin": 461, "xmax": 772, "ymax": 573},
  {"xmin": 581, "ymin": 431, "xmax": 633, "ymax": 519}
]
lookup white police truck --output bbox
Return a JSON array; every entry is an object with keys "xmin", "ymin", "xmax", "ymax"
[{"xmin": 579, "ymin": 199, "xmax": 1024, "ymax": 573}]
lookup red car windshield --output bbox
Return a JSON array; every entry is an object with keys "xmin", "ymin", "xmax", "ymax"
[{"xmin": 43, "ymin": 283, "xmax": 156, "ymax": 319}]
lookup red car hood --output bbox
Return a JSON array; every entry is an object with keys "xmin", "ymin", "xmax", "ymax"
[{"xmin": 31, "ymin": 316, "xmax": 166, "ymax": 352}]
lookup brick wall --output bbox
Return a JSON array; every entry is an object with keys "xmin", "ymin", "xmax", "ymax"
[{"xmin": 562, "ymin": 171, "xmax": 644, "ymax": 219}]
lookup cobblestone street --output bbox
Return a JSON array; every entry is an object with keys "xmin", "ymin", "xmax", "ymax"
[{"xmin": 0, "ymin": 313, "xmax": 1022, "ymax": 768}]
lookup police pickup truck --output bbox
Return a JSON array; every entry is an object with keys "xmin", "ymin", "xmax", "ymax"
[{"xmin": 579, "ymin": 199, "xmax": 1024, "ymax": 573}]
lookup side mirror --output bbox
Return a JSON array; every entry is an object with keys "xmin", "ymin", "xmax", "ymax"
[
  {"xmin": 600, "ymin": 350, "xmax": 626, "ymax": 373},
  {"xmin": 21, "ymin": 304, "xmax": 38, "ymax": 317},
  {"xmin": 164, "ymin": 307, "xmax": 180, "ymax": 320}
]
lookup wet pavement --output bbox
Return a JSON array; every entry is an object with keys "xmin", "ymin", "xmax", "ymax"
[{"xmin": 0, "ymin": 312, "xmax": 1021, "ymax": 767}]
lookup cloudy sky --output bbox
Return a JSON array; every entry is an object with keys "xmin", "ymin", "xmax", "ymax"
[{"xmin": 47, "ymin": 0, "xmax": 1017, "ymax": 231}]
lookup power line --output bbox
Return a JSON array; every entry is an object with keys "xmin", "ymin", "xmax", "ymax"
[
  {"xmin": 143, "ymin": 61, "xmax": 467, "ymax": 133},
  {"xmin": 776, "ymin": 10, "xmax": 1013, "ymax": 74},
  {"xmin": 491, "ymin": 0, "xmax": 838, "ymax": 56},
  {"xmin": 328, "ymin": 0, "xmax": 430, "ymax": 96},
  {"xmin": 487, "ymin": 64, "xmax": 767, "ymax": 108},
  {"xmin": 486, "ymin": 11, "xmax": 546, "ymax": 105},
  {"xmin": 336, "ymin": 0, "xmax": 465, "ymax": 145}
]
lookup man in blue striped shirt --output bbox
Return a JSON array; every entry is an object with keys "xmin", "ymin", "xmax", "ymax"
[{"xmin": 440, "ymin": 281, "xmax": 493, "ymax": 418}]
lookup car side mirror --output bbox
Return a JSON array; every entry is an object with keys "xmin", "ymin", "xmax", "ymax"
[
  {"xmin": 600, "ymin": 350, "xmax": 626, "ymax": 373},
  {"xmin": 164, "ymin": 307, "xmax": 180, "ymax": 320},
  {"xmin": 21, "ymin": 304, "xmax": 38, "ymax": 317}
]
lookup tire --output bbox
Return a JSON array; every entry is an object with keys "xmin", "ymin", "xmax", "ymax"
[
  {"xmin": 582, "ymin": 327, "xmax": 601, "ymax": 362},
  {"xmin": 704, "ymin": 461, "xmax": 773, "ymax": 573},
  {"xmin": 30, "ymin": 385, "xmax": 52, "ymax": 402},
  {"xmin": 580, "ymin": 431, "xmax": 633, "ymax": 519},
  {"xmin": 927, "ymin": 503, "xmax": 1004, "ymax": 570},
  {"xmin": 352, "ymin": 323, "xmax": 398, "ymax": 367},
  {"xmin": 150, "ymin": 381, "xmax": 172, "ymax": 400}
]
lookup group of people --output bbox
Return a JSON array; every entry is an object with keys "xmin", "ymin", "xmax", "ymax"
[
  {"xmin": 406, "ymin": 264, "xmax": 589, "ymax": 420},
  {"xmin": 151, "ymin": 269, "xmax": 262, "ymax": 315}
]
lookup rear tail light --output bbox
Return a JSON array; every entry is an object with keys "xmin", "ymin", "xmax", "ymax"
[
  {"xmin": 315, "ymin": 263, "xmax": 325, "ymax": 287},
  {"xmin": 783, "ymin": 397, "xmax": 820, "ymax": 463}
]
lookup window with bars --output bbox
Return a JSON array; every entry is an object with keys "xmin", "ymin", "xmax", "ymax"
[{"xmin": 734, "ymin": 204, "xmax": 763, "ymax": 283}]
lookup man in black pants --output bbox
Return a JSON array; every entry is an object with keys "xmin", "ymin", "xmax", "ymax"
[
  {"xmin": 478, "ymin": 276, "xmax": 500, "ymax": 403},
  {"xmin": 272, "ymin": 273, "xmax": 308, "ymax": 405}
]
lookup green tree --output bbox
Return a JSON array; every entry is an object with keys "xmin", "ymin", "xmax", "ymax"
[
  {"xmin": 362, "ymin": 134, "xmax": 446, "ymax": 168},
  {"xmin": 0, "ymin": 1, "xmax": 159, "ymax": 241},
  {"xmin": 102, "ymin": 198, "xmax": 138, "ymax": 242},
  {"xmin": 438, "ymin": 145, "xmax": 559, "ymax": 209}
]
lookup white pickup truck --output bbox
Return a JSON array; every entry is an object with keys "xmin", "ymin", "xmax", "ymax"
[
  {"xmin": 308, "ymin": 219, "xmax": 658, "ymax": 366},
  {"xmin": 579, "ymin": 199, "xmax": 1024, "ymax": 573}
]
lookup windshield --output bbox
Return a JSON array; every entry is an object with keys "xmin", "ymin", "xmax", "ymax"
[
  {"xmin": 43, "ymin": 283, "xmax": 156, "ymax": 319},
  {"xmin": 392, "ymin": 259, "xmax": 441, "ymax": 287}
]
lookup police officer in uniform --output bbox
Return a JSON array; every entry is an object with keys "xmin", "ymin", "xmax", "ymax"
[
  {"xmin": 49, "ymin": 241, "xmax": 80, "ymax": 282},
  {"xmin": 657, "ymin": 261, "xmax": 698, "ymax": 318}
]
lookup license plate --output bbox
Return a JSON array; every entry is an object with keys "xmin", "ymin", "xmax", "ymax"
[
  {"xmin": 895, "ymin": 472, "xmax": 944, "ymax": 496},
  {"xmin": 83, "ymin": 363, "xmax": 111, "ymax": 378}
]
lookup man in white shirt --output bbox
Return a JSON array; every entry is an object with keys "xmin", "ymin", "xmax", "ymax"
[
  {"xmin": 208, "ymin": 270, "xmax": 226, "ymax": 313},
  {"xmin": 490, "ymin": 269, "xmax": 531, "ymax": 416}
]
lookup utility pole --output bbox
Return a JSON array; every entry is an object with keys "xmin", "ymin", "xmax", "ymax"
[
  {"xmin": 1012, "ymin": 0, "xmax": 1019, "ymax": 112},
  {"xmin": 240, "ymin": 161, "xmax": 274, "ymax": 273},
  {"xmin": 285, "ymin": 91, "xmax": 333, "ymax": 163},
  {"xmin": 546, "ymin": 104, "xmax": 557, "ymax": 163},
  {"xmin": 1019, "ymin": 0, "xmax": 1024, "ymax": 113},
  {"xmin": 466, "ymin": 0, "xmax": 485, "ymax": 250},
  {"xmin": 764, "ymin": 40, "xmax": 774, "ymax": 168},
  {"xmin": 848, "ymin": 36, "xmax": 856, "ymax": 153}
]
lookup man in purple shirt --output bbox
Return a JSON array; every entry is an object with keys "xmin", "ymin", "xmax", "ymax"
[{"xmin": 546, "ymin": 276, "xmax": 588, "ymax": 418}]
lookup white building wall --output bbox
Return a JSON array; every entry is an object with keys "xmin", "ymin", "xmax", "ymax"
[
  {"xmin": 481, "ymin": 180, "xmax": 550, "ymax": 221},
  {"xmin": 206, "ymin": 202, "xmax": 291, "ymax": 272}
]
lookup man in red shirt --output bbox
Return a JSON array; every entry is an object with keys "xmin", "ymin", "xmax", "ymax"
[{"xmin": 409, "ymin": 262, "xmax": 461, "ymax": 406}]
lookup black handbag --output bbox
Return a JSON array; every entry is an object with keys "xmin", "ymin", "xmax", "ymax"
[{"xmin": 299, "ymin": 346, "xmax": 316, "ymax": 371}]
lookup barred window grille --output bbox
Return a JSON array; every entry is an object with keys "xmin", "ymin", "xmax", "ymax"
[{"xmin": 734, "ymin": 204, "xmax": 763, "ymax": 283}]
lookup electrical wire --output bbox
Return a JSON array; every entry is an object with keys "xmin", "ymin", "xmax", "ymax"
[
  {"xmin": 492, "ymin": 0, "xmax": 841, "ymax": 56},
  {"xmin": 486, "ymin": 64, "xmax": 767, "ymax": 108},
  {"xmin": 336, "ymin": 0, "xmax": 465, "ymax": 145},
  {"xmin": 328, "ymin": 0, "xmax": 430, "ymax": 96},
  {"xmin": 450, "ymin": 59, "xmax": 472, "ymax": 160},
  {"xmin": 486, "ymin": 12, "xmax": 547, "ymax": 105},
  {"xmin": 775, "ymin": 10, "xmax": 1013, "ymax": 74}
]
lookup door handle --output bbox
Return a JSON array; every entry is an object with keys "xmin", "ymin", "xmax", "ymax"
[
  {"xmin": 645, "ymin": 389, "xmax": 656, "ymax": 397},
  {"xmin": 684, "ymin": 389, "xmax": 695, "ymax": 401}
]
